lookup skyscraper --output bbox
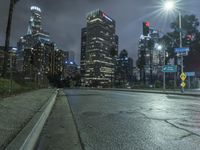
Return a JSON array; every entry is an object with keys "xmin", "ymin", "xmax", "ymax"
[
  {"xmin": 16, "ymin": 6, "xmax": 53, "ymax": 83},
  {"xmin": 81, "ymin": 9, "xmax": 118, "ymax": 87},
  {"xmin": 80, "ymin": 27, "xmax": 87, "ymax": 85},
  {"xmin": 18, "ymin": 6, "xmax": 50, "ymax": 56},
  {"xmin": 27, "ymin": 6, "xmax": 50, "ymax": 42},
  {"xmin": 115, "ymin": 49, "xmax": 133, "ymax": 87},
  {"xmin": 137, "ymin": 28, "xmax": 162, "ymax": 86},
  {"xmin": 27, "ymin": 6, "xmax": 42, "ymax": 35}
]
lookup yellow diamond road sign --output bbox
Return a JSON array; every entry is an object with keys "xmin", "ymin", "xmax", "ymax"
[
  {"xmin": 180, "ymin": 72, "xmax": 187, "ymax": 81},
  {"xmin": 181, "ymin": 82, "xmax": 186, "ymax": 88}
]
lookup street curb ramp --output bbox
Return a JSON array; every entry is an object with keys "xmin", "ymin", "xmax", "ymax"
[{"xmin": 6, "ymin": 89, "xmax": 59, "ymax": 150}]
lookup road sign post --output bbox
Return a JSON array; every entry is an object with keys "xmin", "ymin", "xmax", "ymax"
[
  {"xmin": 185, "ymin": 72, "xmax": 195, "ymax": 77},
  {"xmin": 180, "ymin": 72, "xmax": 187, "ymax": 90},
  {"xmin": 175, "ymin": 47, "xmax": 190, "ymax": 53},
  {"xmin": 180, "ymin": 72, "xmax": 186, "ymax": 81},
  {"xmin": 162, "ymin": 65, "xmax": 177, "ymax": 91},
  {"xmin": 181, "ymin": 82, "xmax": 186, "ymax": 88},
  {"xmin": 162, "ymin": 65, "xmax": 177, "ymax": 73},
  {"xmin": 175, "ymin": 47, "xmax": 190, "ymax": 93},
  {"xmin": 185, "ymin": 72, "xmax": 195, "ymax": 89},
  {"xmin": 188, "ymin": 76, "xmax": 191, "ymax": 89}
]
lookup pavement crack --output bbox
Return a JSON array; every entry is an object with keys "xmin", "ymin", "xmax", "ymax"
[
  {"xmin": 137, "ymin": 111, "xmax": 167, "ymax": 121},
  {"xmin": 178, "ymin": 133, "xmax": 193, "ymax": 140},
  {"xmin": 164, "ymin": 120, "xmax": 200, "ymax": 138}
]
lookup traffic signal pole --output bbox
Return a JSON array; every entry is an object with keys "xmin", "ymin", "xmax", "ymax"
[
  {"xmin": 163, "ymin": 49, "xmax": 166, "ymax": 91},
  {"xmin": 178, "ymin": 11, "xmax": 184, "ymax": 93},
  {"xmin": 142, "ymin": 22, "xmax": 150, "ymax": 86}
]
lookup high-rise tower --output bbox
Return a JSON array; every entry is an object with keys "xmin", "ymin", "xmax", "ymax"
[
  {"xmin": 81, "ymin": 9, "xmax": 118, "ymax": 87},
  {"xmin": 27, "ymin": 6, "xmax": 42, "ymax": 35}
]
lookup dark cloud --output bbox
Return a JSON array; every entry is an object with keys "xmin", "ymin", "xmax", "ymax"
[{"xmin": 0, "ymin": 0, "xmax": 200, "ymax": 65}]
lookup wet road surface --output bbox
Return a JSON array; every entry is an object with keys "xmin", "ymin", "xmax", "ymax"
[{"xmin": 64, "ymin": 89, "xmax": 200, "ymax": 150}]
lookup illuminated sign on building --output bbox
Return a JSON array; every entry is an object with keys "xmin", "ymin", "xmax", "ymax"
[
  {"xmin": 103, "ymin": 13, "xmax": 112, "ymax": 22},
  {"xmin": 31, "ymin": 6, "xmax": 41, "ymax": 12}
]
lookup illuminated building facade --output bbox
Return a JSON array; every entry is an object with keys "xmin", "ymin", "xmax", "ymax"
[
  {"xmin": 137, "ymin": 29, "xmax": 163, "ymax": 85},
  {"xmin": 23, "ymin": 42, "xmax": 56, "ymax": 81},
  {"xmin": 18, "ymin": 6, "xmax": 50, "ymax": 53},
  {"xmin": 16, "ymin": 6, "xmax": 78, "ymax": 85},
  {"xmin": 27, "ymin": 6, "xmax": 42, "ymax": 34},
  {"xmin": 0, "ymin": 47, "xmax": 17, "ymax": 76},
  {"xmin": 81, "ymin": 9, "xmax": 118, "ymax": 87},
  {"xmin": 115, "ymin": 50, "xmax": 133, "ymax": 87},
  {"xmin": 17, "ymin": 6, "xmax": 51, "ymax": 76},
  {"xmin": 80, "ymin": 27, "xmax": 87, "ymax": 84},
  {"xmin": 27, "ymin": 6, "xmax": 50, "ymax": 42}
]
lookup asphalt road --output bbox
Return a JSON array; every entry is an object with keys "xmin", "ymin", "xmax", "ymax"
[{"xmin": 64, "ymin": 89, "xmax": 200, "ymax": 150}]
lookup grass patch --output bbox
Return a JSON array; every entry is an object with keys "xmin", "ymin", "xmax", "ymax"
[{"xmin": 0, "ymin": 78, "xmax": 37, "ymax": 97}]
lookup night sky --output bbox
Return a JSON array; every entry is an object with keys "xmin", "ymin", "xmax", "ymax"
[{"xmin": 0, "ymin": 0, "xmax": 200, "ymax": 65}]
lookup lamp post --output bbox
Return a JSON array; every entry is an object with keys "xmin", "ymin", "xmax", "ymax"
[
  {"xmin": 157, "ymin": 45, "xmax": 166, "ymax": 90},
  {"xmin": 163, "ymin": 0, "xmax": 184, "ymax": 92}
]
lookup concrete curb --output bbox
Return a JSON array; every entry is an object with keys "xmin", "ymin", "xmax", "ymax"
[
  {"xmin": 118, "ymin": 89, "xmax": 200, "ymax": 97},
  {"xmin": 81, "ymin": 88, "xmax": 200, "ymax": 97},
  {"xmin": 6, "ymin": 89, "xmax": 59, "ymax": 150},
  {"xmin": 65, "ymin": 92, "xmax": 85, "ymax": 150},
  {"xmin": 35, "ymin": 90, "xmax": 83, "ymax": 150}
]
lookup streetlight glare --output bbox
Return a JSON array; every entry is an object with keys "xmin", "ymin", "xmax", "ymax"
[
  {"xmin": 157, "ymin": 45, "xmax": 162, "ymax": 50},
  {"xmin": 164, "ymin": 1, "xmax": 175, "ymax": 11}
]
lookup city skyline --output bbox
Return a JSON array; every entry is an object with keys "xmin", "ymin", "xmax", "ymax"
[{"xmin": 1, "ymin": 0, "xmax": 200, "ymax": 65}]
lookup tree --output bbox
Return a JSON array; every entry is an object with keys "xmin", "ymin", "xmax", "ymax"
[
  {"xmin": 171, "ymin": 15, "xmax": 199, "ymax": 36},
  {"xmin": 74, "ymin": 72, "xmax": 81, "ymax": 87},
  {"xmin": 184, "ymin": 32, "xmax": 200, "ymax": 72},
  {"xmin": 160, "ymin": 14, "xmax": 200, "ymax": 71},
  {"xmin": 3, "ymin": 0, "xmax": 20, "ymax": 77}
]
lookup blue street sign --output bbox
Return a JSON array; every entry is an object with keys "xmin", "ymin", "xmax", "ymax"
[
  {"xmin": 185, "ymin": 72, "xmax": 195, "ymax": 77},
  {"xmin": 162, "ymin": 65, "xmax": 177, "ymax": 73},
  {"xmin": 175, "ymin": 47, "xmax": 190, "ymax": 53}
]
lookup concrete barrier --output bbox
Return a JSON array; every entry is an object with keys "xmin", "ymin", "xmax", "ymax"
[{"xmin": 6, "ymin": 89, "xmax": 59, "ymax": 150}]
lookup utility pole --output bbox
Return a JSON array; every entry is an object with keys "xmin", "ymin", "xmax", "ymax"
[
  {"xmin": 143, "ymin": 41, "xmax": 146, "ymax": 85},
  {"xmin": 178, "ymin": 11, "xmax": 184, "ymax": 93},
  {"xmin": 149, "ymin": 39, "xmax": 154, "ymax": 87},
  {"xmin": 9, "ymin": 52, "xmax": 13, "ymax": 94},
  {"xmin": 163, "ymin": 49, "xmax": 166, "ymax": 90}
]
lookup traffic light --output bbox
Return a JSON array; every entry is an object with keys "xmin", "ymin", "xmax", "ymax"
[
  {"xmin": 186, "ymin": 34, "xmax": 192, "ymax": 46},
  {"xmin": 143, "ymin": 22, "xmax": 150, "ymax": 36}
]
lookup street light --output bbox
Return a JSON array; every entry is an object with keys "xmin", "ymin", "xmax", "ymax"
[
  {"xmin": 163, "ymin": 1, "xmax": 182, "ymax": 48},
  {"xmin": 163, "ymin": 1, "xmax": 175, "ymax": 11},
  {"xmin": 156, "ymin": 44, "xmax": 166, "ymax": 90},
  {"xmin": 157, "ymin": 45, "xmax": 162, "ymax": 51},
  {"xmin": 162, "ymin": 0, "xmax": 184, "ymax": 92}
]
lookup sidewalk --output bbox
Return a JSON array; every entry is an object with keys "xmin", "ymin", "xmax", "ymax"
[
  {"xmin": 107, "ymin": 88, "xmax": 200, "ymax": 97},
  {"xmin": 80, "ymin": 87, "xmax": 200, "ymax": 97},
  {"xmin": 0, "ymin": 88, "xmax": 55, "ymax": 149},
  {"xmin": 35, "ymin": 90, "xmax": 82, "ymax": 150}
]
